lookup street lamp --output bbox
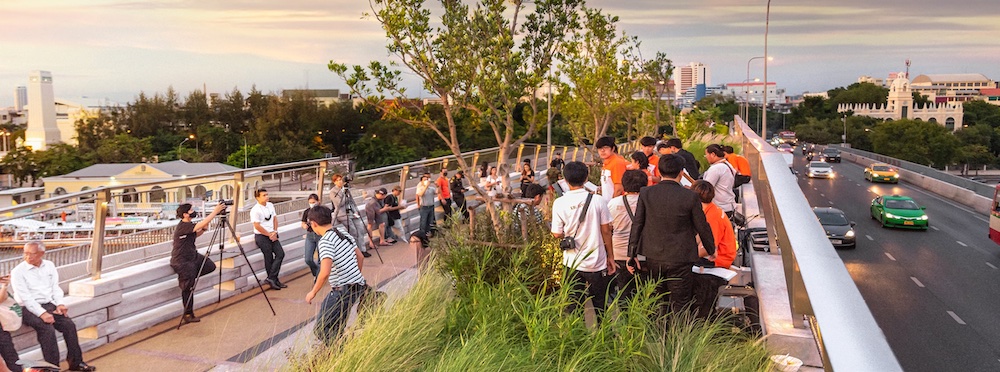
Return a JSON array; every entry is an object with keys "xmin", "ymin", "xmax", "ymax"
[
  {"xmin": 842, "ymin": 114, "xmax": 848, "ymax": 146},
  {"xmin": 745, "ymin": 56, "xmax": 770, "ymax": 122},
  {"xmin": 741, "ymin": 77, "xmax": 761, "ymax": 125},
  {"xmin": 178, "ymin": 134, "xmax": 194, "ymax": 160}
]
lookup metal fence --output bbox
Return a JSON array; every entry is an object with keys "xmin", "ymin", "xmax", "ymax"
[
  {"xmin": 831, "ymin": 145, "xmax": 994, "ymax": 199},
  {"xmin": 738, "ymin": 117, "xmax": 902, "ymax": 371},
  {"xmin": 0, "ymin": 143, "xmax": 582, "ymax": 279}
]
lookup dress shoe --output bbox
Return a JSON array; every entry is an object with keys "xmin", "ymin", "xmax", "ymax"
[
  {"xmin": 69, "ymin": 362, "xmax": 97, "ymax": 372},
  {"xmin": 275, "ymin": 280, "xmax": 289, "ymax": 288},
  {"xmin": 182, "ymin": 314, "xmax": 201, "ymax": 324},
  {"xmin": 266, "ymin": 278, "xmax": 282, "ymax": 290},
  {"xmin": 362, "ymin": 251, "xmax": 372, "ymax": 258}
]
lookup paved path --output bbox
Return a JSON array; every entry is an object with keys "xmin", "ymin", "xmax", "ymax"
[{"xmin": 81, "ymin": 239, "xmax": 419, "ymax": 372}]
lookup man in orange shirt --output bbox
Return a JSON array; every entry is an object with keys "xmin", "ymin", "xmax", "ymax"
[
  {"xmin": 596, "ymin": 136, "xmax": 628, "ymax": 202},
  {"xmin": 639, "ymin": 136, "xmax": 659, "ymax": 177},
  {"xmin": 723, "ymin": 145, "xmax": 751, "ymax": 177},
  {"xmin": 436, "ymin": 169, "xmax": 452, "ymax": 223}
]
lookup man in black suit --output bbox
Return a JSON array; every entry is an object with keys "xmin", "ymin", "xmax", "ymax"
[
  {"xmin": 662, "ymin": 138, "xmax": 701, "ymax": 180},
  {"xmin": 627, "ymin": 154, "xmax": 716, "ymax": 316}
]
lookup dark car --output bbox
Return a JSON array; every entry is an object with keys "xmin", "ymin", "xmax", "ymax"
[
  {"xmin": 813, "ymin": 207, "xmax": 856, "ymax": 248},
  {"xmin": 822, "ymin": 148, "xmax": 841, "ymax": 163}
]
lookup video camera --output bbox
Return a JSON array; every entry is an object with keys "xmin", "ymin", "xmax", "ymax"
[{"xmin": 219, "ymin": 199, "xmax": 235, "ymax": 206}]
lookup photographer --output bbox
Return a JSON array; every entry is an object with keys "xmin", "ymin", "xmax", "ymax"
[
  {"xmin": 330, "ymin": 174, "xmax": 371, "ymax": 258},
  {"xmin": 171, "ymin": 203, "xmax": 226, "ymax": 324}
]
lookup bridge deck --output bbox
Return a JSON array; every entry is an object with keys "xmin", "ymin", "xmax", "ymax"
[{"xmin": 78, "ymin": 238, "xmax": 418, "ymax": 371}]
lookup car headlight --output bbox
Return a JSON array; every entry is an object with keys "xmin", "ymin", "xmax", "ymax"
[
  {"xmin": 892, "ymin": 174, "xmax": 898, "ymax": 178},
  {"xmin": 845, "ymin": 230, "xmax": 855, "ymax": 238},
  {"xmin": 885, "ymin": 212, "xmax": 898, "ymax": 219},
  {"xmin": 829, "ymin": 172, "xmax": 835, "ymax": 178},
  {"xmin": 919, "ymin": 215, "xmax": 928, "ymax": 220}
]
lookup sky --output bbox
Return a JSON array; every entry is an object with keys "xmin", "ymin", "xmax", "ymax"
[{"xmin": 1, "ymin": 0, "xmax": 999, "ymax": 107}]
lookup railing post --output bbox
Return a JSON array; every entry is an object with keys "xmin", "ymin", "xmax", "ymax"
[
  {"xmin": 231, "ymin": 172, "xmax": 245, "ymax": 240},
  {"xmin": 533, "ymin": 145, "xmax": 541, "ymax": 169},
  {"xmin": 582, "ymin": 148, "xmax": 590, "ymax": 163},
  {"xmin": 572, "ymin": 147, "xmax": 579, "ymax": 162},
  {"xmin": 472, "ymin": 153, "xmax": 481, "ymax": 173},
  {"xmin": 547, "ymin": 146, "xmax": 555, "ymax": 167},
  {"xmin": 316, "ymin": 160, "xmax": 328, "ymax": 202},
  {"xmin": 516, "ymin": 143, "xmax": 525, "ymax": 164},
  {"xmin": 88, "ymin": 188, "xmax": 111, "ymax": 280}
]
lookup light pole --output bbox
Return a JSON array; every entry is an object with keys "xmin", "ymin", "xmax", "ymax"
[
  {"xmin": 741, "ymin": 77, "xmax": 761, "ymax": 124},
  {"xmin": 842, "ymin": 114, "xmax": 848, "ymax": 146},
  {"xmin": 745, "ymin": 56, "xmax": 768, "ymax": 122},
  {"xmin": 762, "ymin": 0, "xmax": 772, "ymax": 139},
  {"xmin": 177, "ymin": 134, "xmax": 194, "ymax": 161}
]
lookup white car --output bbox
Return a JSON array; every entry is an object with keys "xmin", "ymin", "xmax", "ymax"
[{"xmin": 806, "ymin": 161, "xmax": 834, "ymax": 178}]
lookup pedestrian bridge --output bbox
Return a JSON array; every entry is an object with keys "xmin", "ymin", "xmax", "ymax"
[{"xmin": 0, "ymin": 117, "xmax": 910, "ymax": 371}]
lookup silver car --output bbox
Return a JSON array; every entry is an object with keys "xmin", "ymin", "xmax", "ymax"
[{"xmin": 806, "ymin": 161, "xmax": 834, "ymax": 178}]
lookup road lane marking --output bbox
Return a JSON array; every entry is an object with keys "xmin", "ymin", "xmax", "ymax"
[
  {"xmin": 820, "ymin": 193, "xmax": 825, "ymax": 197},
  {"xmin": 856, "ymin": 183, "xmax": 862, "ymax": 186},
  {"xmin": 885, "ymin": 252, "xmax": 896, "ymax": 261},
  {"xmin": 987, "ymin": 262, "xmax": 998, "ymax": 270},
  {"xmin": 930, "ymin": 226, "xmax": 940, "ymax": 231},
  {"xmin": 947, "ymin": 311, "xmax": 967, "ymax": 325},
  {"xmin": 866, "ymin": 235, "xmax": 874, "ymax": 241},
  {"xmin": 828, "ymin": 201, "xmax": 834, "ymax": 205},
  {"xmin": 911, "ymin": 277, "xmax": 925, "ymax": 287},
  {"xmin": 957, "ymin": 241, "xmax": 968, "ymax": 247},
  {"xmin": 813, "ymin": 187, "xmax": 818, "ymax": 190}
]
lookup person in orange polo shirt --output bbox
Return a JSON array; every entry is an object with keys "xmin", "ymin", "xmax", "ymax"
[
  {"xmin": 723, "ymin": 145, "xmax": 751, "ymax": 177},
  {"xmin": 596, "ymin": 136, "xmax": 628, "ymax": 202},
  {"xmin": 690, "ymin": 180, "xmax": 737, "ymax": 318},
  {"xmin": 639, "ymin": 136, "xmax": 659, "ymax": 177}
]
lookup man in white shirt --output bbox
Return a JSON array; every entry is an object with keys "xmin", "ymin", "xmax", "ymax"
[
  {"xmin": 251, "ymin": 188, "xmax": 286, "ymax": 290},
  {"xmin": 551, "ymin": 161, "xmax": 616, "ymax": 321},
  {"xmin": 11, "ymin": 241, "xmax": 96, "ymax": 371},
  {"xmin": 701, "ymin": 144, "xmax": 737, "ymax": 218}
]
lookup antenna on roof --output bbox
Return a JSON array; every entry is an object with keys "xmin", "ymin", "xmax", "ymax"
[{"xmin": 905, "ymin": 59, "xmax": 911, "ymax": 78}]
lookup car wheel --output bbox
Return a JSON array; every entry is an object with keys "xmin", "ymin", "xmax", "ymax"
[{"xmin": 880, "ymin": 214, "xmax": 888, "ymax": 228}]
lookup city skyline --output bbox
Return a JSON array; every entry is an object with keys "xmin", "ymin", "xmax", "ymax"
[{"xmin": 1, "ymin": 0, "xmax": 998, "ymax": 106}]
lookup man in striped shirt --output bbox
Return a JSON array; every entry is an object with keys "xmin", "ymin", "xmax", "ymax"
[{"xmin": 304, "ymin": 205, "xmax": 367, "ymax": 346}]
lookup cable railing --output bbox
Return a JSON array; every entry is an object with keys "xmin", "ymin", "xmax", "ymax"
[{"xmin": 737, "ymin": 116, "xmax": 902, "ymax": 371}]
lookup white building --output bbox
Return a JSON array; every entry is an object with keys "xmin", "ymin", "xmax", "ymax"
[
  {"xmin": 14, "ymin": 86, "xmax": 27, "ymax": 112},
  {"xmin": 839, "ymin": 72, "xmax": 964, "ymax": 131},
  {"xmin": 24, "ymin": 71, "xmax": 60, "ymax": 150},
  {"xmin": 722, "ymin": 82, "xmax": 786, "ymax": 106}
]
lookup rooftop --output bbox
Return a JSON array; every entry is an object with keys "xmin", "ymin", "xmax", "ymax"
[{"xmin": 52, "ymin": 160, "xmax": 240, "ymax": 179}]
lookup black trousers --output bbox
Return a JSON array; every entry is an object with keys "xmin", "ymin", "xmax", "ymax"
[
  {"xmin": 0, "ymin": 329, "xmax": 20, "ymax": 372},
  {"xmin": 645, "ymin": 260, "xmax": 695, "ymax": 316},
  {"xmin": 21, "ymin": 303, "xmax": 84, "ymax": 367},
  {"xmin": 173, "ymin": 255, "xmax": 217, "ymax": 316},
  {"xmin": 565, "ymin": 268, "xmax": 612, "ymax": 322},
  {"xmin": 613, "ymin": 260, "xmax": 646, "ymax": 306},
  {"xmin": 453, "ymin": 195, "xmax": 469, "ymax": 221},
  {"xmin": 692, "ymin": 273, "xmax": 727, "ymax": 319},
  {"xmin": 254, "ymin": 234, "xmax": 285, "ymax": 281},
  {"xmin": 440, "ymin": 198, "xmax": 452, "ymax": 222}
]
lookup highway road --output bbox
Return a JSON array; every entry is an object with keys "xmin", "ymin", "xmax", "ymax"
[{"xmin": 793, "ymin": 154, "xmax": 1000, "ymax": 372}]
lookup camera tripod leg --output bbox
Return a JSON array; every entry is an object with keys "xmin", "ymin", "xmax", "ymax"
[{"xmin": 223, "ymin": 219, "xmax": 278, "ymax": 316}]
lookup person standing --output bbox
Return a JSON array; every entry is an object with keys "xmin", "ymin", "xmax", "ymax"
[
  {"xmin": 608, "ymin": 170, "xmax": 647, "ymax": 305},
  {"xmin": 436, "ymin": 169, "xmax": 452, "ymax": 223},
  {"xmin": 172, "ymin": 202, "xmax": 226, "ymax": 323},
  {"xmin": 301, "ymin": 194, "xmax": 321, "ymax": 278},
  {"xmin": 330, "ymin": 174, "xmax": 371, "ymax": 258},
  {"xmin": 364, "ymin": 189, "xmax": 391, "ymax": 246},
  {"xmin": 251, "ymin": 188, "xmax": 286, "ymax": 290},
  {"xmin": 304, "ymin": 206, "xmax": 367, "ymax": 346},
  {"xmin": 450, "ymin": 171, "xmax": 469, "ymax": 222},
  {"xmin": 690, "ymin": 180, "xmax": 738, "ymax": 318},
  {"xmin": 0, "ymin": 275, "xmax": 20, "ymax": 372},
  {"xmin": 551, "ymin": 162, "xmax": 616, "ymax": 321},
  {"xmin": 595, "ymin": 136, "xmax": 628, "ymax": 202},
  {"xmin": 520, "ymin": 160, "xmax": 535, "ymax": 197},
  {"xmin": 549, "ymin": 152, "xmax": 565, "ymax": 171},
  {"xmin": 416, "ymin": 172, "xmax": 438, "ymax": 235},
  {"xmin": 702, "ymin": 144, "xmax": 737, "ymax": 218},
  {"xmin": 627, "ymin": 154, "xmax": 716, "ymax": 317},
  {"xmin": 628, "ymin": 151, "xmax": 657, "ymax": 186},
  {"xmin": 384, "ymin": 186, "xmax": 405, "ymax": 243},
  {"xmin": 639, "ymin": 136, "xmax": 659, "ymax": 176},
  {"xmin": 483, "ymin": 167, "xmax": 502, "ymax": 197},
  {"xmin": 11, "ymin": 242, "xmax": 96, "ymax": 371},
  {"xmin": 663, "ymin": 138, "xmax": 701, "ymax": 180}
]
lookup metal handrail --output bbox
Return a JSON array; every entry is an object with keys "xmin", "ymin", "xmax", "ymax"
[{"xmin": 737, "ymin": 116, "xmax": 902, "ymax": 371}]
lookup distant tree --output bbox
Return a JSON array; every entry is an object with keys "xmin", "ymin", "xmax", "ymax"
[
  {"xmin": 871, "ymin": 119, "xmax": 958, "ymax": 167},
  {"xmin": 74, "ymin": 109, "xmax": 121, "ymax": 154},
  {"xmin": 35, "ymin": 144, "xmax": 90, "ymax": 178},
  {"xmin": 956, "ymin": 144, "xmax": 994, "ymax": 175},
  {"xmin": 638, "ymin": 51, "xmax": 674, "ymax": 135},
  {"xmin": 828, "ymin": 82, "xmax": 889, "ymax": 106},
  {"xmin": 0, "ymin": 147, "xmax": 39, "ymax": 186},
  {"xmin": 216, "ymin": 87, "xmax": 250, "ymax": 134},
  {"xmin": 963, "ymin": 100, "xmax": 1000, "ymax": 128},
  {"xmin": 225, "ymin": 144, "xmax": 276, "ymax": 168},
  {"xmin": 182, "ymin": 90, "xmax": 213, "ymax": 130},
  {"xmin": 95, "ymin": 134, "xmax": 153, "ymax": 163},
  {"xmin": 912, "ymin": 92, "xmax": 932, "ymax": 107},
  {"xmin": 349, "ymin": 134, "xmax": 419, "ymax": 170}
]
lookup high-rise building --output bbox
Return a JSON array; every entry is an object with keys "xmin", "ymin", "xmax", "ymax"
[
  {"xmin": 674, "ymin": 62, "xmax": 711, "ymax": 100},
  {"xmin": 14, "ymin": 86, "xmax": 27, "ymax": 112},
  {"xmin": 24, "ymin": 71, "xmax": 61, "ymax": 151}
]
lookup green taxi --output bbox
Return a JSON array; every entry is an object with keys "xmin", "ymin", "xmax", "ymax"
[
  {"xmin": 864, "ymin": 163, "xmax": 899, "ymax": 183},
  {"xmin": 870, "ymin": 195, "xmax": 928, "ymax": 230}
]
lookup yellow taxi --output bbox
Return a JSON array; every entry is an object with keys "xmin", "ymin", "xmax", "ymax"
[{"xmin": 864, "ymin": 163, "xmax": 899, "ymax": 184}]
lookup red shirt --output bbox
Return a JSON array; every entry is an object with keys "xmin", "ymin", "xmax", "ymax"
[
  {"xmin": 703, "ymin": 202, "xmax": 736, "ymax": 268},
  {"xmin": 436, "ymin": 177, "xmax": 451, "ymax": 199}
]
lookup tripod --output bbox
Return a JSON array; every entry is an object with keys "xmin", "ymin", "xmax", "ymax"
[
  {"xmin": 177, "ymin": 212, "xmax": 277, "ymax": 330},
  {"xmin": 340, "ymin": 184, "xmax": 384, "ymax": 264}
]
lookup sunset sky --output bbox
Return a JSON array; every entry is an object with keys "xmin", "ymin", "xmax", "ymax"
[{"xmin": 1, "ymin": 0, "xmax": 998, "ymax": 106}]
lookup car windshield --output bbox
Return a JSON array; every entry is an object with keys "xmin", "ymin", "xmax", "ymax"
[
  {"xmin": 872, "ymin": 165, "xmax": 892, "ymax": 171},
  {"xmin": 823, "ymin": 149, "xmax": 840, "ymax": 155},
  {"xmin": 816, "ymin": 211, "xmax": 849, "ymax": 225},
  {"xmin": 809, "ymin": 162, "xmax": 831, "ymax": 168},
  {"xmin": 885, "ymin": 199, "xmax": 920, "ymax": 210}
]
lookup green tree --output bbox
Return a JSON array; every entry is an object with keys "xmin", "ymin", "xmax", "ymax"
[
  {"xmin": 95, "ymin": 134, "xmax": 153, "ymax": 163},
  {"xmin": 637, "ymin": 51, "xmax": 674, "ymax": 136},
  {"xmin": 225, "ymin": 143, "xmax": 275, "ymax": 168},
  {"xmin": 74, "ymin": 109, "xmax": 121, "ymax": 154},
  {"xmin": 964, "ymin": 100, "xmax": 1000, "ymax": 128},
  {"xmin": 871, "ymin": 119, "xmax": 958, "ymax": 166},
  {"xmin": 0, "ymin": 147, "xmax": 39, "ymax": 186},
  {"xmin": 828, "ymin": 82, "xmax": 889, "ymax": 106},
  {"xmin": 956, "ymin": 144, "xmax": 994, "ymax": 175},
  {"xmin": 331, "ymin": 0, "xmax": 583, "ymax": 237},
  {"xmin": 35, "ymin": 144, "xmax": 90, "ymax": 178},
  {"xmin": 560, "ymin": 7, "xmax": 638, "ymax": 144},
  {"xmin": 349, "ymin": 134, "xmax": 419, "ymax": 170}
]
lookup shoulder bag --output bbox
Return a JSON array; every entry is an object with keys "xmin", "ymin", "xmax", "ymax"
[
  {"xmin": 0, "ymin": 291, "xmax": 22, "ymax": 332},
  {"xmin": 726, "ymin": 161, "xmax": 751, "ymax": 188},
  {"xmin": 559, "ymin": 193, "xmax": 594, "ymax": 250}
]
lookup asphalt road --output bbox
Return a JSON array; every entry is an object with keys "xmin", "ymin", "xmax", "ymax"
[{"xmin": 793, "ymin": 154, "xmax": 1000, "ymax": 372}]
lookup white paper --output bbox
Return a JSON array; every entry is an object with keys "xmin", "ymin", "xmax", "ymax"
[{"xmin": 692, "ymin": 266, "xmax": 738, "ymax": 281}]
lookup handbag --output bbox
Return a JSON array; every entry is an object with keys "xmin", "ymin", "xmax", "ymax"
[
  {"xmin": 0, "ymin": 292, "xmax": 23, "ymax": 332},
  {"xmin": 726, "ymin": 161, "xmax": 751, "ymax": 188},
  {"xmin": 559, "ymin": 193, "xmax": 593, "ymax": 250}
]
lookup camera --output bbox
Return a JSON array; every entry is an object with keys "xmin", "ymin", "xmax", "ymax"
[
  {"xmin": 559, "ymin": 236, "xmax": 577, "ymax": 251},
  {"xmin": 219, "ymin": 199, "xmax": 234, "ymax": 206}
]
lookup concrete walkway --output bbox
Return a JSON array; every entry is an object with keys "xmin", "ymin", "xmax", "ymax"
[{"xmin": 80, "ymin": 238, "xmax": 419, "ymax": 372}]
